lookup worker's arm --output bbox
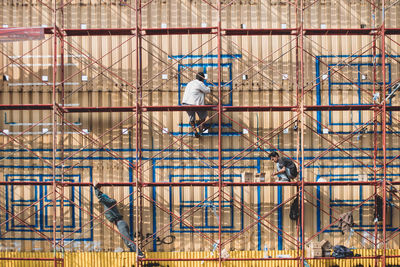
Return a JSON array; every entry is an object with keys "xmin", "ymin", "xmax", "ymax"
[
  {"xmin": 199, "ymin": 83, "xmax": 211, "ymax": 94},
  {"xmin": 95, "ymin": 188, "xmax": 117, "ymax": 206},
  {"xmin": 272, "ymin": 166, "xmax": 286, "ymax": 176}
]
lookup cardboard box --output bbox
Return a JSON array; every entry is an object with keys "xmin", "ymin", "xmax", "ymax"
[
  {"xmin": 240, "ymin": 172, "xmax": 267, "ymax": 182},
  {"xmin": 307, "ymin": 246, "xmax": 322, "ymax": 258},
  {"xmin": 308, "ymin": 242, "xmax": 322, "ymax": 258},
  {"xmin": 241, "ymin": 172, "xmax": 252, "ymax": 182},
  {"xmin": 320, "ymin": 239, "xmax": 332, "ymax": 257},
  {"xmin": 310, "ymin": 248, "xmax": 323, "ymax": 258},
  {"xmin": 307, "ymin": 240, "xmax": 332, "ymax": 258},
  {"xmin": 255, "ymin": 172, "xmax": 266, "ymax": 182},
  {"xmin": 319, "ymin": 239, "xmax": 332, "ymax": 251}
]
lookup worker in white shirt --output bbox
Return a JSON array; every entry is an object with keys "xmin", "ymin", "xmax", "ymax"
[{"xmin": 182, "ymin": 72, "xmax": 211, "ymax": 138}]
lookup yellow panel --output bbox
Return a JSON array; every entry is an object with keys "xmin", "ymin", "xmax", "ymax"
[{"xmin": 0, "ymin": 250, "xmax": 398, "ymax": 267}]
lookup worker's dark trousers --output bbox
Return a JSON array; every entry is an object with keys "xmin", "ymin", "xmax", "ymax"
[{"xmin": 116, "ymin": 219, "xmax": 142, "ymax": 254}]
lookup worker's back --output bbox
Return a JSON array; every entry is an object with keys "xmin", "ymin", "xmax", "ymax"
[{"xmin": 182, "ymin": 79, "xmax": 210, "ymax": 105}]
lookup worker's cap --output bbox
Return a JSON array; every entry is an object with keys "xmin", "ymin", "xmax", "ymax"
[
  {"xmin": 196, "ymin": 72, "xmax": 206, "ymax": 82},
  {"xmin": 268, "ymin": 151, "xmax": 279, "ymax": 158}
]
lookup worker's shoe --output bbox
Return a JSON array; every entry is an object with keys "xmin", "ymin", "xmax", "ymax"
[
  {"xmin": 190, "ymin": 121, "xmax": 200, "ymax": 138},
  {"xmin": 200, "ymin": 124, "xmax": 211, "ymax": 133},
  {"xmin": 276, "ymin": 178, "xmax": 290, "ymax": 182},
  {"xmin": 137, "ymin": 251, "xmax": 145, "ymax": 258}
]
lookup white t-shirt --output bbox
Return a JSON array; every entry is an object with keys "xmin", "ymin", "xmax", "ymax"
[{"xmin": 182, "ymin": 79, "xmax": 211, "ymax": 105}]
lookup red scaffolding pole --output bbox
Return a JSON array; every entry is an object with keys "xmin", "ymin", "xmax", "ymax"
[{"xmin": 381, "ymin": 1, "xmax": 388, "ymax": 264}]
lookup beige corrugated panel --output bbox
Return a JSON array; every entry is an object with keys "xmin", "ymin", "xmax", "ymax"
[{"xmin": 0, "ymin": 250, "xmax": 399, "ymax": 267}]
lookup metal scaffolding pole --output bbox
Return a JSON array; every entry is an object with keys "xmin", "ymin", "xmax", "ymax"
[
  {"xmin": 135, "ymin": 0, "xmax": 143, "ymax": 266},
  {"xmin": 52, "ymin": 0, "xmax": 59, "ymax": 265},
  {"xmin": 217, "ymin": 1, "xmax": 223, "ymax": 266},
  {"xmin": 372, "ymin": 1, "xmax": 379, "ymax": 265},
  {"xmin": 59, "ymin": 1, "xmax": 66, "ymax": 264},
  {"xmin": 381, "ymin": 1, "xmax": 388, "ymax": 265},
  {"xmin": 299, "ymin": 0, "xmax": 306, "ymax": 265}
]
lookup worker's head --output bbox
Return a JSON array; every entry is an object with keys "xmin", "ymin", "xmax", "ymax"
[
  {"xmin": 196, "ymin": 72, "xmax": 206, "ymax": 82},
  {"xmin": 268, "ymin": 151, "xmax": 279, "ymax": 163}
]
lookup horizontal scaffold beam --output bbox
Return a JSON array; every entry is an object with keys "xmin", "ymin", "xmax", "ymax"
[
  {"xmin": 36, "ymin": 27, "xmax": 400, "ymax": 36},
  {"xmin": 0, "ymin": 181, "xmax": 395, "ymax": 187},
  {"xmin": 1, "ymin": 104, "xmax": 400, "ymax": 112}
]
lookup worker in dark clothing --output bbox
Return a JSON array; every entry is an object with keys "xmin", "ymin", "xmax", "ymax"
[
  {"xmin": 93, "ymin": 183, "xmax": 144, "ymax": 257},
  {"xmin": 337, "ymin": 211, "xmax": 355, "ymax": 235},
  {"xmin": 269, "ymin": 152, "xmax": 298, "ymax": 182}
]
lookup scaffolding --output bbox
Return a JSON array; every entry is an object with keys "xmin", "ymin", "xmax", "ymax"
[{"xmin": 0, "ymin": 0, "xmax": 400, "ymax": 266}]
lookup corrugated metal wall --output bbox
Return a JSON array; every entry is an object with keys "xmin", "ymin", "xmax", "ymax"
[{"xmin": 0, "ymin": 0, "xmax": 399, "ymax": 254}]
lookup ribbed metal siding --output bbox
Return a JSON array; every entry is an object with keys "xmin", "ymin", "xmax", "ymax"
[{"xmin": 0, "ymin": 250, "xmax": 399, "ymax": 266}]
